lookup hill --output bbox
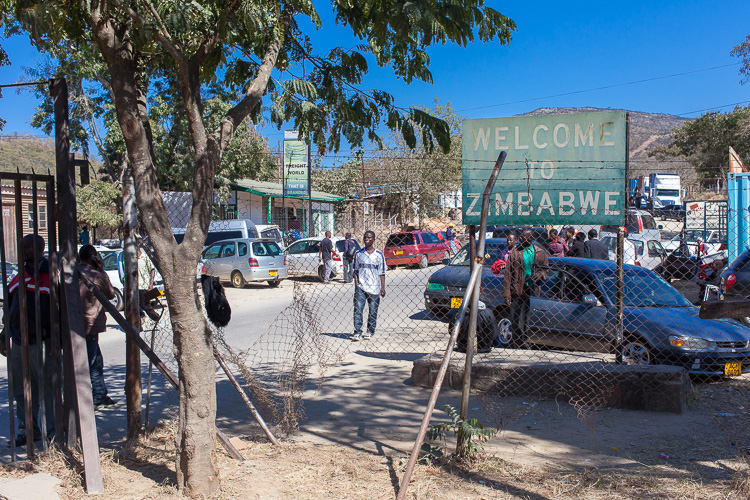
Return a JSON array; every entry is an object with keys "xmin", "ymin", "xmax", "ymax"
[
  {"xmin": 521, "ymin": 107, "xmax": 690, "ymax": 159},
  {"xmin": 0, "ymin": 134, "xmax": 97, "ymax": 177}
]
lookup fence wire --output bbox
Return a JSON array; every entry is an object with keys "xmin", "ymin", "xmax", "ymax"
[{"xmin": 141, "ymin": 166, "xmax": 750, "ymax": 463}]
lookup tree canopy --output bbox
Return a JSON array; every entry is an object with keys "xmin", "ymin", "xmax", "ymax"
[{"xmin": 2, "ymin": 1, "xmax": 516, "ymax": 496}]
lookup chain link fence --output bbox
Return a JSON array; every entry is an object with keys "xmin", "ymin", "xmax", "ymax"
[{"xmin": 139, "ymin": 155, "xmax": 750, "ymax": 467}]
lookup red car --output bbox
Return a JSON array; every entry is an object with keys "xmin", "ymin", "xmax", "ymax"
[{"xmin": 383, "ymin": 231, "xmax": 449, "ymax": 269}]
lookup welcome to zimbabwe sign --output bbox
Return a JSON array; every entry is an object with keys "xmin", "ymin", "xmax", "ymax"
[{"xmin": 462, "ymin": 110, "xmax": 628, "ymax": 226}]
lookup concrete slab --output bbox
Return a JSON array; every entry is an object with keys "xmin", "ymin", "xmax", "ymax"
[
  {"xmin": 412, "ymin": 354, "xmax": 690, "ymax": 413},
  {"xmin": 0, "ymin": 473, "xmax": 61, "ymax": 500}
]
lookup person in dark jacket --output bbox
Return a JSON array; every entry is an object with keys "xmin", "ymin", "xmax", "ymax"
[
  {"xmin": 566, "ymin": 232, "xmax": 586, "ymax": 257},
  {"xmin": 584, "ymin": 229, "xmax": 609, "ymax": 260},
  {"xmin": 78, "ymin": 245, "xmax": 118, "ymax": 409},
  {"xmin": 0, "ymin": 234, "xmax": 54, "ymax": 446},
  {"xmin": 547, "ymin": 228, "xmax": 568, "ymax": 257},
  {"xmin": 564, "ymin": 226, "xmax": 576, "ymax": 247},
  {"xmin": 502, "ymin": 229, "xmax": 548, "ymax": 346}
]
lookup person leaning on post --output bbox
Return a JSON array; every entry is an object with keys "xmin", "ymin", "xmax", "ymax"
[
  {"xmin": 78, "ymin": 245, "xmax": 118, "ymax": 410},
  {"xmin": 0, "ymin": 234, "xmax": 54, "ymax": 447}
]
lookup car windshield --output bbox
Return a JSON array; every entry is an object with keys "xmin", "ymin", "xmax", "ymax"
[
  {"xmin": 597, "ymin": 269, "xmax": 692, "ymax": 307},
  {"xmin": 656, "ymin": 189, "xmax": 680, "ymax": 197},
  {"xmin": 675, "ymin": 229, "xmax": 704, "ymax": 242},
  {"xmin": 386, "ymin": 234, "xmax": 416, "ymax": 247},
  {"xmin": 450, "ymin": 241, "xmax": 509, "ymax": 267}
]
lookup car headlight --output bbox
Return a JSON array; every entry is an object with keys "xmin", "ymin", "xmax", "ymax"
[
  {"xmin": 669, "ymin": 335, "xmax": 715, "ymax": 351},
  {"xmin": 427, "ymin": 282, "xmax": 445, "ymax": 290}
]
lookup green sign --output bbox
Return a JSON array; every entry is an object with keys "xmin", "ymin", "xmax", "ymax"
[
  {"xmin": 284, "ymin": 131, "xmax": 309, "ymax": 197},
  {"xmin": 462, "ymin": 111, "xmax": 627, "ymax": 226}
]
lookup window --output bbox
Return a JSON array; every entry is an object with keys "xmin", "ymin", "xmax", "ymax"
[
  {"xmin": 386, "ymin": 234, "xmax": 416, "ymax": 247},
  {"xmin": 252, "ymin": 241, "xmax": 282, "ymax": 256},
  {"xmin": 203, "ymin": 244, "xmax": 222, "ymax": 260},
  {"xmin": 422, "ymin": 233, "xmax": 439, "ymax": 244},
  {"xmin": 238, "ymin": 242, "xmax": 248, "ymax": 257},
  {"xmin": 336, "ymin": 240, "xmax": 361, "ymax": 253},
  {"xmin": 205, "ymin": 230, "xmax": 243, "ymax": 246},
  {"xmin": 287, "ymin": 241, "xmax": 307, "ymax": 255},
  {"xmin": 220, "ymin": 242, "xmax": 236, "ymax": 258},
  {"xmin": 640, "ymin": 215, "xmax": 656, "ymax": 230},
  {"xmin": 539, "ymin": 269, "xmax": 562, "ymax": 299},
  {"xmin": 647, "ymin": 241, "xmax": 664, "ymax": 258},
  {"xmin": 27, "ymin": 204, "xmax": 47, "ymax": 230},
  {"xmin": 562, "ymin": 269, "xmax": 596, "ymax": 303},
  {"xmin": 261, "ymin": 229, "xmax": 281, "ymax": 242}
]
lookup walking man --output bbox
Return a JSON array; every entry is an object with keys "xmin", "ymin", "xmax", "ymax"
[
  {"xmin": 78, "ymin": 245, "xmax": 118, "ymax": 409},
  {"xmin": 342, "ymin": 232, "xmax": 356, "ymax": 283},
  {"xmin": 583, "ymin": 229, "xmax": 609, "ymax": 260},
  {"xmin": 352, "ymin": 230, "xmax": 386, "ymax": 341},
  {"xmin": 319, "ymin": 230, "xmax": 334, "ymax": 283},
  {"xmin": 502, "ymin": 229, "xmax": 548, "ymax": 347},
  {"xmin": 0, "ymin": 234, "xmax": 54, "ymax": 446}
]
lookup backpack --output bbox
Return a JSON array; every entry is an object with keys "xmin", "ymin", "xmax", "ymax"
[
  {"xmin": 345, "ymin": 240, "xmax": 357, "ymax": 261},
  {"xmin": 201, "ymin": 275, "xmax": 231, "ymax": 327}
]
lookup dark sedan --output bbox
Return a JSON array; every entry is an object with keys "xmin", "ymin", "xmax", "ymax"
[{"xmin": 425, "ymin": 255, "xmax": 750, "ymax": 376}]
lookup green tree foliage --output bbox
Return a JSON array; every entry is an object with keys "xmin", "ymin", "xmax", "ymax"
[
  {"xmin": 732, "ymin": 34, "xmax": 750, "ymax": 85},
  {"xmin": 312, "ymin": 151, "xmax": 365, "ymax": 200},
  {"xmin": 649, "ymin": 106, "xmax": 750, "ymax": 188},
  {"xmin": 373, "ymin": 101, "xmax": 463, "ymax": 225},
  {"xmin": 3, "ymin": 1, "xmax": 516, "ymax": 495},
  {"xmin": 77, "ymin": 179, "xmax": 122, "ymax": 228}
]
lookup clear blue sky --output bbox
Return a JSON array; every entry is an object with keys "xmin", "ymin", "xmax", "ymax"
[{"xmin": 0, "ymin": 1, "xmax": 748, "ymax": 157}]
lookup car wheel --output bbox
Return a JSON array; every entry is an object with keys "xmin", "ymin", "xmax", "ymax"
[
  {"xmin": 496, "ymin": 318, "xmax": 515, "ymax": 346},
  {"xmin": 418, "ymin": 254, "xmax": 428, "ymax": 269},
  {"xmin": 617, "ymin": 336, "xmax": 652, "ymax": 365},
  {"xmin": 388, "ymin": 265, "xmax": 397, "ymax": 271},
  {"xmin": 268, "ymin": 280, "xmax": 281, "ymax": 288},
  {"xmin": 317, "ymin": 265, "xmax": 327, "ymax": 282},
  {"xmin": 231, "ymin": 271, "xmax": 246, "ymax": 288},
  {"xmin": 111, "ymin": 288, "xmax": 124, "ymax": 312}
]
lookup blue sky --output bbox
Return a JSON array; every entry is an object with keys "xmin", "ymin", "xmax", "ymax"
[{"xmin": 0, "ymin": 1, "xmax": 748, "ymax": 159}]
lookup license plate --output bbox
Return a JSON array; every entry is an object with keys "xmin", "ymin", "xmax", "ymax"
[
  {"xmin": 451, "ymin": 297, "xmax": 463, "ymax": 308},
  {"xmin": 724, "ymin": 361, "xmax": 742, "ymax": 377},
  {"xmin": 269, "ymin": 270, "xmax": 277, "ymax": 276},
  {"xmin": 395, "ymin": 250, "xmax": 403, "ymax": 255}
]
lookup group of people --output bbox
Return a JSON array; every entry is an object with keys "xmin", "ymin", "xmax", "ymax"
[
  {"xmin": 317, "ymin": 231, "xmax": 387, "ymax": 343},
  {"xmin": 548, "ymin": 227, "xmax": 609, "ymax": 260},
  {"xmin": 0, "ymin": 234, "xmax": 161, "ymax": 448}
]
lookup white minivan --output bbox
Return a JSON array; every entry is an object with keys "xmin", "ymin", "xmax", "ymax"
[{"xmin": 172, "ymin": 219, "xmax": 259, "ymax": 247}]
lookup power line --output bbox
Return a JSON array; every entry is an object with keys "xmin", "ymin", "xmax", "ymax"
[{"xmin": 459, "ymin": 62, "xmax": 742, "ymax": 112}]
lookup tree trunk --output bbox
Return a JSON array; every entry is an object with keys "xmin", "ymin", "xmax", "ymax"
[{"xmin": 165, "ymin": 270, "xmax": 218, "ymax": 497}]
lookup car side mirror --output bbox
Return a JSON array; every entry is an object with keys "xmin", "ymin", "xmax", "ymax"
[
  {"xmin": 442, "ymin": 258, "xmax": 450, "ymax": 265},
  {"xmin": 582, "ymin": 294, "xmax": 598, "ymax": 306}
]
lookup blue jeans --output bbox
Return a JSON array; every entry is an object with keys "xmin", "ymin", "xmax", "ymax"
[
  {"xmin": 343, "ymin": 258, "xmax": 353, "ymax": 282},
  {"xmin": 86, "ymin": 333, "xmax": 108, "ymax": 404},
  {"xmin": 353, "ymin": 287, "xmax": 381, "ymax": 336}
]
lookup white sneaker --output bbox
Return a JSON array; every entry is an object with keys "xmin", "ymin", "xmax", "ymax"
[
  {"xmin": 351, "ymin": 334, "xmax": 363, "ymax": 342},
  {"xmin": 362, "ymin": 333, "xmax": 372, "ymax": 340}
]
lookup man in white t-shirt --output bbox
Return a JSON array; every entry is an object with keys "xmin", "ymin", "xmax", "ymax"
[{"xmin": 351, "ymin": 230, "xmax": 386, "ymax": 341}]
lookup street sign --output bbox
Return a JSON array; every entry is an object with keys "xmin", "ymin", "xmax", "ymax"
[
  {"xmin": 462, "ymin": 110, "xmax": 628, "ymax": 226},
  {"xmin": 283, "ymin": 130, "xmax": 310, "ymax": 197}
]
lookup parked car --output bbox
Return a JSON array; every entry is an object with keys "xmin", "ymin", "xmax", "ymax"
[
  {"xmin": 97, "ymin": 247, "xmax": 125, "ymax": 311},
  {"xmin": 720, "ymin": 249, "xmax": 750, "ymax": 326},
  {"xmin": 426, "ymin": 255, "xmax": 750, "ymax": 375},
  {"xmin": 600, "ymin": 236, "xmax": 666, "ymax": 271},
  {"xmin": 601, "ymin": 209, "xmax": 661, "ymax": 241},
  {"xmin": 653, "ymin": 204, "xmax": 685, "ymax": 222},
  {"xmin": 285, "ymin": 236, "xmax": 361, "ymax": 281},
  {"xmin": 255, "ymin": 224, "xmax": 286, "ymax": 250},
  {"xmin": 383, "ymin": 231, "xmax": 449, "ymax": 269},
  {"xmin": 424, "ymin": 238, "xmax": 509, "ymax": 313},
  {"xmin": 202, "ymin": 238, "xmax": 287, "ymax": 288},
  {"xmin": 662, "ymin": 229, "xmax": 727, "ymax": 255}
]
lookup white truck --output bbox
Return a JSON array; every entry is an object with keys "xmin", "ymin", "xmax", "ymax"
[{"xmin": 648, "ymin": 173, "xmax": 681, "ymax": 209}]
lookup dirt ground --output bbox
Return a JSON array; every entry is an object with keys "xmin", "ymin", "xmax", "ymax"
[{"xmin": 2, "ymin": 355, "xmax": 749, "ymax": 499}]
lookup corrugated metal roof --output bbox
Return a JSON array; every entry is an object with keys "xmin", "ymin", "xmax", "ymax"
[{"xmin": 230, "ymin": 179, "xmax": 343, "ymax": 202}]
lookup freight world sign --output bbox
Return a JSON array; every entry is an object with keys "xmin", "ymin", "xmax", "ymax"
[
  {"xmin": 462, "ymin": 110, "xmax": 628, "ymax": 226},
  {"xmin": 283, "ymin": 130, "xmax": 310, "ymax": 197}
]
